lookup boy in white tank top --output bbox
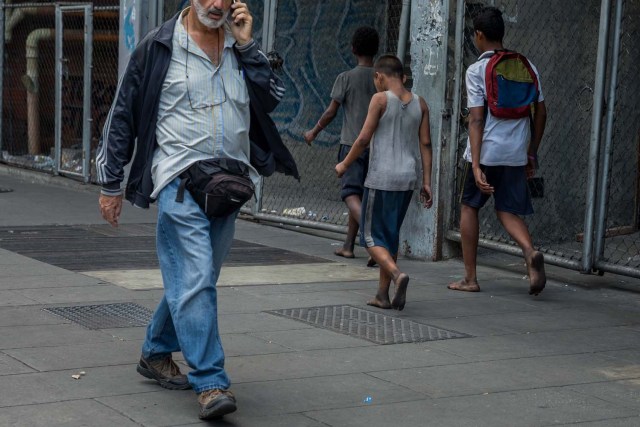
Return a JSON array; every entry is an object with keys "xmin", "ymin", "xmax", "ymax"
[{"xmin": 335, "ymin": 55, "xmax": 433, "ymax": 311}]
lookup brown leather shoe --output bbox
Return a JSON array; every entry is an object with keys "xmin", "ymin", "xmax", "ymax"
[
  {"xmin": 136, "ymin": 355, "xmax": 191, "ymax": 390},
  {"xmin": 198, "ymin": 389, "xmax": 237, "ymax": 420}
]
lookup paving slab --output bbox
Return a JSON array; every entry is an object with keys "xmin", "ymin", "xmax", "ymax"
[
  {"xmin": 99, "ymin": 373, "xmax": 424, "ymax": 424},
  {"xmin": 0, "ymin": 365, "xmax": 159, "ymax": 408},
  {"xmin": 368, "ymin": 352, "xmax": 640, "ymax": 398},
  {"xmin": 567, "ymin": 379, "xmax": 640, "ymax": 411},
  {"xmin": 15, "ymin": 285, "xmax": 164, "ymax": 304},
  {"xmin": 0, "ymin": 262, "xmax": 75, "ymax": 278},
  {"xmin": 0, "ymin": 306, "xmax": 71, "ymax": 327},
  {"xmin": 0, "ymin": 248, "xmax": 39, "ymax": 265},
  {"xmin": 392, "ymin": 294, "xmax": 541, "ymax": 321},
  {"xmin": 0, "ymin": 399, "xmax": 142, "ymax": 427},
  {"xmin": 0, "ymin": 323, "xmax": 117, "ymax": 350},
  {"xmin": 99, "ymin": 388, "xmax": 327, "ymax": 426},
  {"xmin": 422, "ymin": 326, "xmax": 640, "ymax": 361},
  {"xmin": 249, "ymin": 327, "xmax": 376, "ymax": 351},
  {"xmin": 218, "ymin": 312, "xmax": 315, "ymax": 334},
  {"xmin": 174, "ymin": 413, "xmax": 327, "ymax": 427},
  {"xmin": 424, "ymin": 308, "xmax": 640, "ymax": 337},
  {"xmin": 0, "ymin": 352, "xmax": 37, "ymax": 375},
  {"xmin": 0, "ymin": 273, "xmax": 110, "ymax": 290},
  {"xmin": 304, "ymin": 387, "xmax": 638, "ymax": 427},
  {"xmin": 83, "ymin": 262, "xmax": 380, "ymax": 290},
  {"xmin": 4, "ymin": 340, "xmax": 143, "ymax": 371},
  {"xmin": 219, "ymin": 333, "xmax": 292, "ymax": 357},
  {"xmin": 0, "ymin": 290, "xmax": 39, "ymax": 306},
  {"xmin": 553, "ymin": 417, "xmax": 640, "ymax": 427},
  {"xmin": 226, "ymin": 345, "xmax": 464, "ymax": 384}
]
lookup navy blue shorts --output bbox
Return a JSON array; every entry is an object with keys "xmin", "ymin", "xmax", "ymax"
[
  {"xmin": 461, "ymin": 163, "xmax": 534, "ymax": 216},
  {"xmin": 338, "ymin": 144, "xmax": 369, "ymax": 201},
  {"xmin": 360, "ymin": 188, "xmax": 413, "ymax": 255}
]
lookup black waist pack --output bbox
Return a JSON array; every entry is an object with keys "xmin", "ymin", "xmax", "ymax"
[{"xmin": 175, "ymin": 158, "xmax": 255, "ymax": 218}]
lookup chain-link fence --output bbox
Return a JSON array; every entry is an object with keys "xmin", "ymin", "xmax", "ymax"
[
  {"xmin": 255, "ymin": 0, "xmax": 401, "ymax": 228},
  {"xmin": 1, "ymin": 0, "xmax": 119, "ymax": 182},
  {"xmin": 2, "ymin": 2, "xmax": 58, "ymax": 172},
  {"xmin": 596, "ymin": 0, "xmax": 640, "ymax": 274},
  {"xmin": 448, "ymin": 0, "xmax": 640, "ymax": 278}
]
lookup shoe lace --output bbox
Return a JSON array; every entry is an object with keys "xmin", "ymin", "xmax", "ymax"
[
  {"xmin": 160, "ymin": 357, "xmax": 181, "ymax": 377},
  {"xmin": 201, "ymin": 389, "xmax": 223, "ymax": 400}
]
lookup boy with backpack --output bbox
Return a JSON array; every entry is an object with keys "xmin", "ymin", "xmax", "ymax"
[
  {"xmin": 447, "ymin": 6, "xmax": 548, "ymax": 295},
  {"xmin": 304, "ymin": 27, "xmax": 379, "ymax": 263},
  {"xmin": 336, "ymin": 55, "xmax": 433, "ymax": 311}
]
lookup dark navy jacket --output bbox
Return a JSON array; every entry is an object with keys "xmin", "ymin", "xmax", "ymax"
[{"xmin": 96, "ymin": 12, "xmax": 299, "ymax": 208}]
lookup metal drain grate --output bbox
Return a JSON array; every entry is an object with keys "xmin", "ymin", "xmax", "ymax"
[
  {"xmin": 267, "ymin": 305, "xmax": 472, "ymax": 345},
  {"xmin": 43, "ymin": 303, "xmax": 153, "ymax": 329}
]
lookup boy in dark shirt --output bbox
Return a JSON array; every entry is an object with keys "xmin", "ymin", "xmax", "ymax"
[{"xmin": 304, "ymin": 27, "xmax": 379, "ymax": 262}]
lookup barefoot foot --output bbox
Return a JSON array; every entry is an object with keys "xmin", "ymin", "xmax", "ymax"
[
  {"xmin": 526, "ymin": 251, "xmax": 546, "ymax": 296},
  {"xmin": 367, "ymin": 296, "xmax": 392, "ymax": 309},
  {"xmin": 391, "ymin": 273, "xmax": 409, "ymax": 311},
  {"xmin": 334, "ymin": 248, "xmax": 355, "ymax": 259},
  {"xmin": 447, "ymin": 279, "xmax": 480, "ymax": 292}
]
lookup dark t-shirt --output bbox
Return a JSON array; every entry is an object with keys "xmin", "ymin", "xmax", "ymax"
[{"xmin": 330, "ymin": 66, "xmax": 376, "ymax": 146}]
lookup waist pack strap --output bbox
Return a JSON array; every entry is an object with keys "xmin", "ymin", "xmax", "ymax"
[{"xmin": 175, "ymin": 176, "xmax": 189, "ymax": 203}]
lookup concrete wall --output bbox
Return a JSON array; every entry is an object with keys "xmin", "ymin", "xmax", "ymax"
[{"xmin": 398, "ymin": 0, "xmax": 450, "ymax": 260}]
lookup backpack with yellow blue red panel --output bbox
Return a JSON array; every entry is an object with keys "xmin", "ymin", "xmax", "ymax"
[{"xmin": 484, "ymin": 49, "xmax": 540, "ymax": 120}]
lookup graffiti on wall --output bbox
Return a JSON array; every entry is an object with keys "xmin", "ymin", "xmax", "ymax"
[
  {"xmin": 270, "ymin": 0, "xmax": 387, "ymax": 147},
  {"xmin": 124, "ymin": 0, "xmax": 137, "ymax": 52}
]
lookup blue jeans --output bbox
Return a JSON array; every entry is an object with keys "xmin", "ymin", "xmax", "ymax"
[{"xmin": 141, "ymin": 178, "xmax": 237, "ymax": 392}]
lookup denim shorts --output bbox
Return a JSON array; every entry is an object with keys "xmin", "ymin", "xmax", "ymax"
[{"xmin": 461, "ymin": 163, "xmax": 534, "ymax": 216}]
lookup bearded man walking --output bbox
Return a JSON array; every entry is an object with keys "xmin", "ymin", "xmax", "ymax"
[{"xmin": 96, "ymin": 0, "xmax": 296, "ymax": 420}]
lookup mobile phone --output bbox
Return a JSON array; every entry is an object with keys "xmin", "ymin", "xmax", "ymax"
[{"xmin": 229, "ymin": 0, "xmax": 241, "ymax": 26}]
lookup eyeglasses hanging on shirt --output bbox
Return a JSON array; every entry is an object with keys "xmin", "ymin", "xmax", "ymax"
[{"xmin": 185, "ymin": 16, "xmax": 227, "ymax": 110}]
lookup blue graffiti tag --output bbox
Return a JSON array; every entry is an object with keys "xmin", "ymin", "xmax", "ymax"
[{"xmin": 124, "ymin": 5, "xmax": 136, "ymax": 52}]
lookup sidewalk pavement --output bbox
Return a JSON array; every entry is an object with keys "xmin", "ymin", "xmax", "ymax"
[{"xmin": 1, "ymin": 171, "xmax": 640, "ymax": 427}]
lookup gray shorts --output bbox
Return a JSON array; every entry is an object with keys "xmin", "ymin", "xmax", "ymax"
[{"xmin": 337, "ymin": 144, "xmax": 369, "ymax": 201}]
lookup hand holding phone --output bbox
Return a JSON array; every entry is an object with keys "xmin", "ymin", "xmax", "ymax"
[{"xmin": 229, "ymin": 0, "xmax": 253, "ymax": 45}]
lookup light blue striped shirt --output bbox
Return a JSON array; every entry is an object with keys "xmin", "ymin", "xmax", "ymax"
[{"xmin": 151, "ymin": 12, "xmax": 259, "ymax": 199}]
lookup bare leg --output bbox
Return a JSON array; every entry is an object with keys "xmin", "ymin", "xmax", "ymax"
[
  {"xmin": 367, "ymin": 261, "xmax": 393, "ymax": 309},
  {"xmin": 496, "ymin": 210, "xmax": 546, "ymax": 295},
  {"xmin": 448, "ymin": 204, "xmax": 481, "ymax": 292},
  {"xmin": 335, "ymin": 195, "xmax": 362, "ymax": 258},
  {"xmin": 367, "ymin": 247, "xmax": 409, "ymax": 310}
]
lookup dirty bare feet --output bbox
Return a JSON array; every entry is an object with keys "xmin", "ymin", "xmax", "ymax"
[
  {"xmin": 334, "ymin": 248, "xmax": 355, "ymax": 259},
  {"xmin": 447, "ymin": 279, "xmax": 480, "ymax": 292},
  {"xmin": 526, "ymin": 251, "xmax": 546, "ymax": 296},
  {"xmin": 367, "ymin": 295, "xmax": 392, "ymax": 309},
  {"xmin": 366, "ymin": 257, "xmax": 377, "ymax": 267},
  {"xmin": 391, "ymin": 273, "xmax": 409, "ymax": 311}
]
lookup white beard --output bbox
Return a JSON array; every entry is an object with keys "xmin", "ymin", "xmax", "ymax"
[{"xmin": 193, "ymin": 0, "xmax": 229, "ymax": 29}]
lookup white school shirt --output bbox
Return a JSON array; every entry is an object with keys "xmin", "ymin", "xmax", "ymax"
[{"xmin": 463, "ymin": 51, "xmax": 545, "ymax": 166}]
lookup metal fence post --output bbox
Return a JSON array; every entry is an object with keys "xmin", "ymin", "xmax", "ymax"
[
  {"xmin": 582, "ymin": 0, "xmax": 612, "ymax": 273},
  {"xmin": 262, "ymin": 0, "xmax": 277, "ymax": 52},
  {"xmin": 54, "ymin": 5, "xmax": 63, "ymax": 176},
  {"xmin": 82, "ymin": 5, "xmax": 94, "ymax": 183},
  {"xmin": 594, "ymin": 0, "xmax": 624, "ymax": 266},
  {"xmin": 0, "ymin": 1, "xmax": 5, "ymax": 159},
  {"xmin": 441, "ymin": 0, "xmax": 465, "ymax": 258},
  {"xmin": 396, "ymin": 0, "xmax": 411, "ymax": 62}
]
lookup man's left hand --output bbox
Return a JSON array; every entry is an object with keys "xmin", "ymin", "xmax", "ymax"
[{"xmin": 230, "ymin": 1, "xmax": 253, "ymax": 46}]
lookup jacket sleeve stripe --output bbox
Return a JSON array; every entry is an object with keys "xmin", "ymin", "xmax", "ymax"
[{"xmin": 96, "ymin": 69, "xmax": 127, "ymax": 185}]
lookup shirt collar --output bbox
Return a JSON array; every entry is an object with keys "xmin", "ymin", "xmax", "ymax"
[
  {"xmin": 478, "ymin": 50, "xmax": 495, "ymax": 60},
  {"xmin": 178, "ymin": 7, "xmax": 236, "ymax": 52}
]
